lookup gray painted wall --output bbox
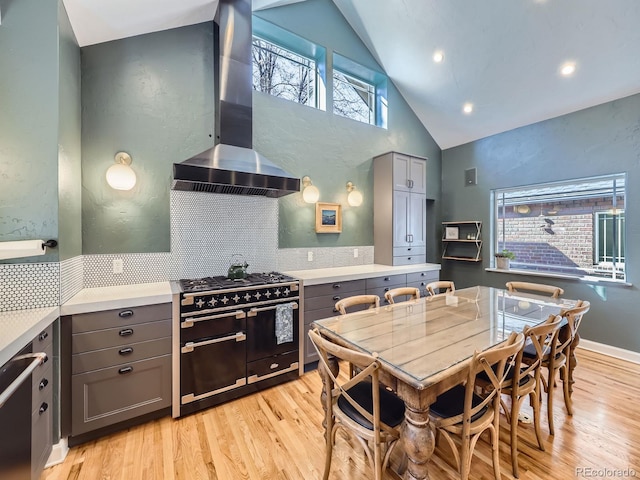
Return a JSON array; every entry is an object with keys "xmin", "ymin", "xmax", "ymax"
[
  {"xmin": 441, "ymin": 93, "xmax": 640, "ymax": 352},
  {"xmin": 0, "ymin": 0, "xmax": 60, "ymax": 262},
  {"xmin": 255, "ymin": 0, "xmax": 441, "ymax": 257},
  {"xmin": 57, "ymin": 0, "xmax": 82, "ymax": 261},
  {"xmin": 80, "ymin": 24, "xmax": 214, "ymax": 254}
]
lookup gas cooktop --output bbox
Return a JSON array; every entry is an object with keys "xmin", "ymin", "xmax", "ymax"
[{"xmin": 179, "ymin": 272, "xmax": 297, "ymax": 293}]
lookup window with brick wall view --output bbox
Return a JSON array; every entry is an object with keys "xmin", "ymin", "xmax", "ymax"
[{"xmin": 492, "ymin": 174, "xmax": 626, "ymax": 282}]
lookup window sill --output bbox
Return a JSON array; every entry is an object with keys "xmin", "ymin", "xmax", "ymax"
[{"xmin": 485, "ymin": 267, "xmax": 632, "ymax": 287}]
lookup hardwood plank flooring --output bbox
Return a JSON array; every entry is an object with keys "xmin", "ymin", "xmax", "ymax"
[{"xmin": 43, "ymin": 349, "xmax": 640, "ymax": 479}]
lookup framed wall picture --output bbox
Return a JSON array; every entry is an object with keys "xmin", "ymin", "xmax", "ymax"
[
  {"xmin": 445, "ymin": 226, "xmax": 459, "ymax": 239},
  {"xmin": 315, "ymin": 202, "xmax": 342, "ymax": 233}
]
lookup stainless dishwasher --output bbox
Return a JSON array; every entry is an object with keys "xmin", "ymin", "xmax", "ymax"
[{"xmin": 0, "ymin": 344, "xmax": 47, "ymax": 480}]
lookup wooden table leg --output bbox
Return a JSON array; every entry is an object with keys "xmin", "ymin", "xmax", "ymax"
[{"xmin": 401, "ymin": 404, "xmax": 435, "ymax": 480}]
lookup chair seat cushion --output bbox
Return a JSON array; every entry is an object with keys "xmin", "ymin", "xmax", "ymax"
[
  {"xmin": 338, "ymin": 381, "xmax": 405, "ymax": 430},
  {"xmin": 430, "ymin": 384, "xmax": 488, "ymax": 422}
]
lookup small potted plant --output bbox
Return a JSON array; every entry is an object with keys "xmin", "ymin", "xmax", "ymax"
[{"xmin": 495, "ymin": 249, "xmax": 515, "ymax": 270}]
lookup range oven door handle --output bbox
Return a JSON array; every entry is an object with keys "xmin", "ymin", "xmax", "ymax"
[
  {"xmin": 181, "ymin": 332, "xmax": 246, "ymax": 353},
  {"xmin": 0, "ymin": 352, "xmax": 47, "ymax": 408},
  {"xmin": 247, "ymin": 302, "xmax": 299, "ymax": 317},
  {"xmin": 247, "ymin": 362, "xmax": 299, "ymax": 384},
  {"xmin": 181, "ymin": 310, "xmax": 246, "ymax": 328}
]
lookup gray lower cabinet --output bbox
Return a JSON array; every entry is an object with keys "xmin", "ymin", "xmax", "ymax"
[
  {"xmin": 70, "ymin": 304, "xmax": 172, "ymax": 437},
  {"xmin": 32, "ymin": 323, "xmax": 54, "ymax": 480},
  {"xmin": 302, "ymin": 269, "xmax": 439, "ymax": 366}
]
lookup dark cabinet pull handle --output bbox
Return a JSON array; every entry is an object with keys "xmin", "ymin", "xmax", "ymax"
[
  {"xmin": 408, "ymin": 257, "xmax": 412, "ymax": 261},
  {"xmin": 421, "ymin": 272, "xmax": 426, "ymax": 276},
  {"xmin": 384, "ymin": 277, "xmax": 390, "ymax": 281},
  {"xmin": 39, "ymin": 378, "xmax": 49, "ymax": 390},
  {"xmin": 332, "ymin": 284, "xmax": 341, "ymax": 289},
  {"xmin": 119, "ymin": 329, "xmax": 134, "ymax": 337},
  {"xmin": 38, "ymin": 331, "xmax": 49, "ymax": 341},
  {"xmin": 384, "ymin": 287, "xmax": 390, "ymax": 292},
  {"xmin": 332, "ymin": 295, "xmax": 341, "ymax": 301},
  {"xmin": 119, "ymin": 347, "xmax": 134, "ymax": 355},
  {"xmin": 332, "ymin": 307, "xmax": 338, "ymax": 313},
  {"xmin": 39, "ymin": 403, "xmax": 48, "ymax": 415},
  {"xmin": 43, "ymin": 354, "xmax": 49, "ymax": 364},
  {"xmin": 119, "ymin": 366, "xmax": 133, "ymax": 374},
  {"xmin": 119, "ymin": 310, "xmax": 134, "ymax": 318},
  {"xmin": 408, "ymin": 248, "xmax": 412, "ymax": 251}
]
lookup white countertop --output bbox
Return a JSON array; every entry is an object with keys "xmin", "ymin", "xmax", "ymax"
[
  {"xmin": 0, "ymin": 306, "xmax": 59, "ymax": 366},
  {"xmin": 284, "ymin": 263, "xmax": 441, "ymax": 286},
  {"xmin": 1, "ymin": 282, "xmax": 175, "ymax": 367},
  {"xmin": 60, "ymin": 281, "xmax": 174, "ymax": 315}
]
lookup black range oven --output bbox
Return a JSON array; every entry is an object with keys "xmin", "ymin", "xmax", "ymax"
[{"xmin": 172, "ymin": 272, "xmax": 300, "ymax": 418}]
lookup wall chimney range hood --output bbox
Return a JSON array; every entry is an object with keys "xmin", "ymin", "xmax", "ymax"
[{"xmin": 172, "ymin": 0, "xmax": 300, "ymax": 197}]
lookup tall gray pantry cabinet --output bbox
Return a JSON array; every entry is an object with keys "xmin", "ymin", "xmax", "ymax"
[{"xmin": 373, "ymin": 152, "xmax": 428, "ymax": 266}]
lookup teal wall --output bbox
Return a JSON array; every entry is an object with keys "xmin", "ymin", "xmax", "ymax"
[
  {"xmin": 80, "ymin": 24, "xmax": 214, "ymax": 254},
  {"xmin": 0, "ymin": 0, "xmax": 60, "ymax": 262},
  {"xmin": 78, "ymin": 0, "xmax": 441, "ymax": 258},
  {"xmin": 441, "ymin": 93, "xmax": 640, "ymax": 352},
  {"xmin": 254, "ymin": 0, "xmax": 441, "ymax": 254},
  {"xmin": 57, "ymin": 0, "xmax": 82, "ymax": 261}
]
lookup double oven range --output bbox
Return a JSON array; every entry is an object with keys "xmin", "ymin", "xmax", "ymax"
[{"xmin": 172, "ymin": 272, "xmax": 300, "ymax": 417}]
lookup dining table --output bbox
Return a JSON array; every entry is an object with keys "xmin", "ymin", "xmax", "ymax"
[{"xmin": 311, "ymin": 285, "xmax": 578, "ymax": 480}]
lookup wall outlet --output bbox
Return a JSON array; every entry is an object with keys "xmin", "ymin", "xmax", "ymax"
[
  {"xmin": 307, "ymin": 251, "xmax": 313, "ymax": 262},
  {"xmin": 112, "ymin": 258, "xmax": 124, "ymax": 274},
  {"xmin": 353, "ymin": 248, "xmax": 359, "ymax": 258}
]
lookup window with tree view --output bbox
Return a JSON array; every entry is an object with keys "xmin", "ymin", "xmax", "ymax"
[
  {"xmin": 333, "ymin": 70, "xmax": 375, "ymax": 125},
  {"xmin": 492, "ymin": 174, "xmax": 626, "ymax": 282},
  {"xmin": 252, "ymin": 37, "xmax": 318, "ymax": 108}
]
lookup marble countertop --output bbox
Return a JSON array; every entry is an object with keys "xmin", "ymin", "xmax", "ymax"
[
  {"xmin": 284, "ymin": 263, "xmax": 441, "ymax": 286},
  {"xmin": 1, "ymin": 282, "xmax": 175, "ymax": 367}
]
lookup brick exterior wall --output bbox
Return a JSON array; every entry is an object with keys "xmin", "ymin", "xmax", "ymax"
[{"xmin": 497, "ymin": 196, "xmax": 624, "ymax": 275}]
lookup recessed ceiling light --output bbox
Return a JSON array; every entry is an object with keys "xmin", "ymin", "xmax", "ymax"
[
  {"xmin": 433, "ymin": 51, "xmax": 444, "ymax": 63},
  {"xmin": 463, "ymin": 103, "xmax": 473, "ymax": 114},
  {"xmin": 560, "ymin": 62, "xmax": 576, "ymax": 76}
]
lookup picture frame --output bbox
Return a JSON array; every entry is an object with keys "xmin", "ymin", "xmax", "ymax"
[
  {"xmin": 445, "ymin": 226, "xmax": 459, "ymax": 239},
  {"xmin": 315, "ymin": 202, "xmax": 342, "ymax": 233}
]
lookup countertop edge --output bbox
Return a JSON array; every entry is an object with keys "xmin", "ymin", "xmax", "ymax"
[
  {"xmin": 284, "ymin": 263, "xmax": 441, "ymax": 286},
  {"xmin": 0, "ymin": 307, "xmax": 59, "ymax": 367}
]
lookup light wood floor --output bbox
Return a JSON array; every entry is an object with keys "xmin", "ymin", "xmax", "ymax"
[{"xmin": 43, "ymin": 349, "xmax": 640, "ymax": 480}]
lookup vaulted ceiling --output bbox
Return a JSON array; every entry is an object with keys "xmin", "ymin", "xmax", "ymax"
[{"xmin": 62, "ymin": 0, "xmax": 640, "ymax": 149}]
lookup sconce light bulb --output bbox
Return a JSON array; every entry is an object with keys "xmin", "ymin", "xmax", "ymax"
[
  {"xmin": 347, "ymin": 189, "xmax": 363, "ymax": 207},
  {"xmin": 302, "ymin": 184, "xmax": 320, "ymax": 203},
  {"xmin": 106, "ymin": 163, "xmax": 137, "ymax": 191}
]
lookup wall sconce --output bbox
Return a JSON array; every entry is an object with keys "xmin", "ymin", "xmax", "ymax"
[
  {"xmin": 346, "ymin": 181, "xmax": 363, "ymax": 207},
  {"xmin": 106, "ymin": 151, "xmax": 137, "ymax": 191},
  {"xmin": 301, "ymin": 175, "xmax": 320, "ymax": 203}
]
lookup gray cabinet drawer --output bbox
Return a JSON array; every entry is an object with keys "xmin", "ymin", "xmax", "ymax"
[
  {"xmin": 72, "ymin": 337, "xmax": 171, "ymax": 374},
  {"xmin": 304, "ymin": 293, "xmax": 345, "ymax": 312},
  {"xmin": 406, "ymin": 271, "xmax": 439, "ymax": 284},
  {"xmin": 72, "ymin": 319, "xmax": 171, "ymax": 354},
  {"xmin": 365, "ymin": 274, "xmax": 406, "ymax": 289},
  {"xmin": 392, "ymin": 255, "xmax": 426, "ymax": 266},
  {"xmin": 304, "ymin": 306, "xmax": 338, "ymax": 325},
  {"xmin": 71, "ymin": 303, "xmax": 171, "ymax": 333},
  {"xmin": 304, "ymin": 279, "xmax": 366, "ymax": 298},
  {"xmin": 393, "ymin": 246, "xmax": 426, "ymax": 257},
  {"xmin": 71, "ymin": 354, "xmax": 171, "ymax": 436}
]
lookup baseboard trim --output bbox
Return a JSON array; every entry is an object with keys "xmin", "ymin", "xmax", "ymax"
[
  {"xmin": 46, "ymin": 437, "xmax": 69, "ymax": 468},
  {"xmin": 579, "ymin": 339, "xmax": 640, "ymax": 365}
]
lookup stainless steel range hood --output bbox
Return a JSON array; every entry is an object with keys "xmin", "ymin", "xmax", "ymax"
[{"xmin": 172, "ymin": 0, "xmax": 300, "ymax": 197}]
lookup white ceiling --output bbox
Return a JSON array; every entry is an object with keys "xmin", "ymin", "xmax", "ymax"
[{"xmin": 62, "ymin": 0, "xmax": 640, "ymax": 149}]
